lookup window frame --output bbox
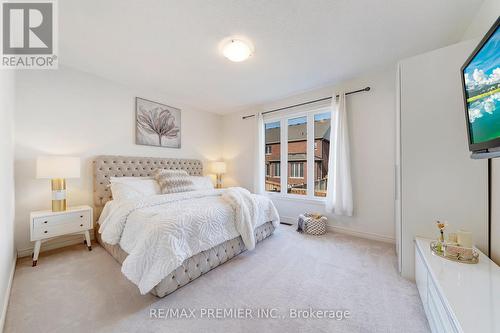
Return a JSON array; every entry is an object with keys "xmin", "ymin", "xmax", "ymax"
[
  {"xmin": 272, "ymin": 162, "xmax": 281, "ymax": 178},
  {"xmin": 290, "ymin": 162, "xmax": 304, "ymax": 178},
  {"xmin": 263, "ymin": 106, "xmax": 331, "ymax": 201},
  {"xmin": 265, "ymin": 145, "xmax": 272, "ymax": 155}
]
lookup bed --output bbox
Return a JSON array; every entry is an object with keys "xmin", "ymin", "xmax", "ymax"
[{"xmin": 93, "ymin": 155, "xmax": 278, "ymax": 297}]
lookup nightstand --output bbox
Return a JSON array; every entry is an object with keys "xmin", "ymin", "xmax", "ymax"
[{"xmin": 30, "ymin": 205, "xmax": 93, "ymax": 266}]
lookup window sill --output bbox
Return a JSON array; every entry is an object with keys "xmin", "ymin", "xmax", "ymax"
[{"xmin": 265, "ymin": 192, "xmax": 326, "ymax": 205}]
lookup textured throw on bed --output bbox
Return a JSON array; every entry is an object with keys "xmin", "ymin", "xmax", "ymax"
[
  {"xmin": 98, "ymin": 187, "xmax": 279, "ymax": 294},
  {"xmin": 152, "ymin": 168, "xmax": 195, "ymax": 194}
]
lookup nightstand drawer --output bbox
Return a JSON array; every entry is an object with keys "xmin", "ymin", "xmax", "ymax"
[
  {"xmin": 30, "ymin": 206, "xmax": 94, "ymax": 265},
  {"xmin": 32, "ymin": 220, "xmax": 91, "ymax": 240},
  {"xmin": 32, "ymin": 210, "xmax": 92, "ymax": 240},
  {"xmin": 33, "ymin": 210, "xmax": 91, "ymax": 229}
]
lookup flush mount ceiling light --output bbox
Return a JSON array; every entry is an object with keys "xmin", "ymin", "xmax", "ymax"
[{"xmin": 221, "ymin": 38, "xmax": 254, "ymax": 62}]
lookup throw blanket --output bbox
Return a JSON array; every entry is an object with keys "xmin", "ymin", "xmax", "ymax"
[
  {"xmin": 98, "ymin": 188, "xmax": 279, "ymax": 294},
  {"xmin": 221, "ymin": 187, "xmax": 258, "ymax": 250}
]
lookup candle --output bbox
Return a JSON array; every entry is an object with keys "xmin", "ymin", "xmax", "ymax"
[
  {"xmin": 448, "ymin": 233, "xmax": 458, "ymax": 243},
  {"xmin": 457, "ymin": 230, "xmax": 473, "ymax": 248}
]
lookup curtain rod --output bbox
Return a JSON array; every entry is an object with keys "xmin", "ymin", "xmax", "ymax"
[{"xmin": 242, "ymin": 86, "xmax": 371, "ymax": 119}]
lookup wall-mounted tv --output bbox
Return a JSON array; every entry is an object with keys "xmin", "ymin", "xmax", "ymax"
[{"xmin": 461, "ymin": 17, "xmax": 500, "ymax": 158}]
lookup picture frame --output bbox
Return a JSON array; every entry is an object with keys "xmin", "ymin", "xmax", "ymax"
[{"xmin": 135, "ymin": 97, "xmax": 181, "ymax": 148}]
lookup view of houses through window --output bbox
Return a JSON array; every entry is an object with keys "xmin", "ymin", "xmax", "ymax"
[
  {"xmin": 314, "ymin": 112, "xmax": 330, "ymax": 197},
  {"xmin": 264, "ymin": 110, "xmax": 330, "ymax": 197},
  {"xmin": 287, "ymin": 116, "xmax": 307, "ymax": 194},
  {"xmin": 264, "ymin": 121, "xmax": 281, "ymax": 192}
]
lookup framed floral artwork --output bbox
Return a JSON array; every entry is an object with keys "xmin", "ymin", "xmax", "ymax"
[{"xmin": 135, "ymin": 97, "xmax": 181, "ymax": 148}]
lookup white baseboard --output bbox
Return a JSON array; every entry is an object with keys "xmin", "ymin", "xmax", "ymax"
[
  {"xmin": 326, "ymin": 225, "xmax": 395, "ymax": 244},
  {"xmin": 280, "ymin": 216, "xmax": 297, "ymax": 225},
  {"xmin": 280, "ymin": 216, "xmax": 395, "ymax": 244},
  {"xmin": 17, "ymin": 232, "xmax": 95, "ymax": 258},
  {"xmin": 0, "ymin": 255, "xmax": 16, "ymax": 333}
]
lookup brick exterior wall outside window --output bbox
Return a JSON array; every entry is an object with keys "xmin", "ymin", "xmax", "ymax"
[{"xmin": 264, "ymin": 113, "xmax": 330, "ymax": 196}]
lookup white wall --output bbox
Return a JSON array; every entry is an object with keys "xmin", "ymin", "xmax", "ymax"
[
  {"xmin": 223, "ymin": 68, "xmax": 397, "ymax": 242},
  {"xmin": 14, "ymin": 66, "xmax": 223, "ymax": 255},
  {"xmin": 398, "ymin": 40, "xmax": 488, "ymax": 280},
  {"xmin": 0, "ymin": 71, "xmax": 16, "ymax": 331},
  {"xmin": 462, "ymin": 0, "xmax": 500, "ymax": 40}
]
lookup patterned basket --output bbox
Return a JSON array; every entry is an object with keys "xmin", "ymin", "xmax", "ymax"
[{"xmin": 298, "ymin": 214, "xmax": 327, "ymax": 236}]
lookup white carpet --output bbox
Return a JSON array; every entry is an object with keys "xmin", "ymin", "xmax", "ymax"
[{"xmin": 4, "ymin": 226, "xmax": 429, "ymax": 333}]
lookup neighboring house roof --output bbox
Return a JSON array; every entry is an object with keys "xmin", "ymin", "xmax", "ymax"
[
  {"xmin": 265, "ymin": 121, "xmax": 330, "ymax": 144},
  {"xmin": 265, "ymin": 127, "xmax": 280, "ymax": 144}
]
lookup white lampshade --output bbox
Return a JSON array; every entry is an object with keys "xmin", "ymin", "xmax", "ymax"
[
  {"xmin": 36, "ymin": 156, "xmax": 81, "ymax": 179},
  {"xmin": 212, "ymin": 161, "xmax": 227, "ymax": 174}
]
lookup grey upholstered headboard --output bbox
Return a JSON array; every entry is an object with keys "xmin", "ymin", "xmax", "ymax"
[{"xmin": 93, "ymin": 155, "xmax": 203, "ymax": 219}]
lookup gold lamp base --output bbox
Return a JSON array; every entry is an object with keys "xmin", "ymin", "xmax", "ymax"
[
  {"xmin": 51, "ymin": 178, "xmax": 67, "ymax": 212},
  {"xmin": 216, "ymin": 174, "xmax": 223, "ymax": 189}
]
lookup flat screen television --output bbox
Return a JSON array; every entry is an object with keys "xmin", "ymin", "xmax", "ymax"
[{"xmin": 461, "ymin": 17, "xmax": 500, "ymax": 158}]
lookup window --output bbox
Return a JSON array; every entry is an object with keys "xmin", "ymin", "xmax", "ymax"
[
  {"xmin": 290, "ymin": 162, "xmax": 304, "ymax": 178},
  {"xmin": 314, "ymin": 112, "xmax": 331, "ymax": 197},
  {"xmin": 264, "ymin": 121, "xmax": 281, "ymax": 193},
  {"xmin": 263, "ymin": 108, "xmax": 331, "ymax": 199},
  {"xmin": 272, "ymin": 162, "xmax": 280, "ymax": 177},
  {"xmin": 287, "ymin": 116, "xmax": 307, "ymax": 195}
]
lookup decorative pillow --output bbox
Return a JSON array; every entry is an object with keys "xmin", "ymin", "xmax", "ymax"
[
  {"xmin": 109, "ymin": 177, "xmax": 161, "ymax": 201},
  {"xmin": 190, "ymin": 176, "xmax": 214, "ymax": 190},
  {"xmin": 152, "ymin": 169, "xmax": 195, "ymax": 194}
]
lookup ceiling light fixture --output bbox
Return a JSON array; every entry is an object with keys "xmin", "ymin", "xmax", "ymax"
[{"xmin": 221, "ymin": 38, "xmax": 253, "ymax": 62}]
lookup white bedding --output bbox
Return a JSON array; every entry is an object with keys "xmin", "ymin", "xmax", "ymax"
[{"xmin": 98, "ymin": 187, "xmax": 279, "ymax": 294}]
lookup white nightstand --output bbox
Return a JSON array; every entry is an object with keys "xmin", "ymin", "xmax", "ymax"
[{"xmin": 30, "ymin": 205, "xmax": 93, "ymax": 266}]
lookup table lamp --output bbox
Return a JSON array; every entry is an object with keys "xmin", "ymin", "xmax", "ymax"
[
  {"xmin": 36, "ymin": 156, "xmax": 81, "ymax": 212},
  {"xmin": 212, "ymin": 161, "xmax": 226, "ymax": 189}
]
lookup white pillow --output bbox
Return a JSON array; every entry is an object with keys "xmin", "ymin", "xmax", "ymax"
[
  {"xmin": 109, "ymin": 177, "xmax": 160, "ymax": 201},
  {"xmin": 190, "ymin": 176, "xmax": 214, "ymax": 190}
]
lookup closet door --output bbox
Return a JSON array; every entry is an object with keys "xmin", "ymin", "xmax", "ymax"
[{"xmin": 491, "ymin": 160, "xmax": 500, "ymax": 263}]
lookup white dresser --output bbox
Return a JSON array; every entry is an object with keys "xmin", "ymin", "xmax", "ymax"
[
  {"xmin": 415, "ymin": 237, "xmax": 500, "ymax": 333},
  {"xmin": 30, "ymin": 205, "xmax": 93, "ymax": 266}
]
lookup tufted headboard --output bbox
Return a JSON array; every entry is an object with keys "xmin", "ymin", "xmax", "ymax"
[{"xmin": 93, "ymin": 155, "xmax": 203, "ymax": 219}]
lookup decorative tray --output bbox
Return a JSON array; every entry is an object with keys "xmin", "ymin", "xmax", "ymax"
[{"xmin": 430, "ymin": 241, "xmax": 479, "ymax": 264}]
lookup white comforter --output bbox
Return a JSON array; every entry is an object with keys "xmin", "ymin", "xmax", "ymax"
[{"xmin": 98, "ymin": 187, "xmax": 279, "ymax": 294}]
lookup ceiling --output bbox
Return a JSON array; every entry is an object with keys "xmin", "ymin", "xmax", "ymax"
[{"xmin": 59, "ymin": 0, "xmax": 483, "ymax": 114}]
